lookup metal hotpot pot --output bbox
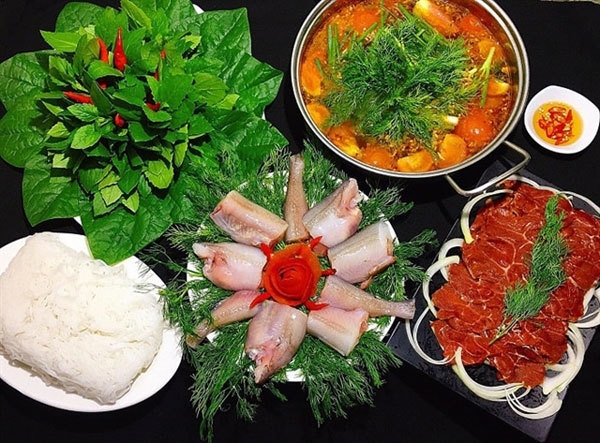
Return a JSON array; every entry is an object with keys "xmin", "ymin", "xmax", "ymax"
[{"xmin": 291, "ymin": 0, "xmax": 530, "ymax": 196}]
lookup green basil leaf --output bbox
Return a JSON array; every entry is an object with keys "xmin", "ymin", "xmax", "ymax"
[
  {"xmin": 51, "ymin": 152, "xmax": 71, "ymax": 168},
  {"xmin": 78, "ymin": 163, "xmax": 111, "ymax": 193},
  {"xmin": 155, "ymin": 70, "xmax": 194, "ymax": 109},
  {"xmin": 142, "ymin": 105, "xmax": 171, "ymax": 123},
  {"xmin": 87, "ymin": 143, "xmax": 111, "ymax": 158},
  {"xmin": 71, "ymin": 124, "xmax": 102, "ymax": 149},
  {"xmin": 95, "ymin": 8, "xmax": 129, "ymax": 49},
  {"xmin": 87, "ymin": 60, "xmax": 123, "ymax": 80},
  {"xmin": 215, "ymin": 93, "xmax": 239, "ymax": 110},
  {"xmin": 174, "ymin": 140, "xmax": 188, "ymax": 168},
  {"xmin": 119, "ymin": 167, "xmax": 141, "ymax": 194},
  {"xmin": 145, "ymin": 157, "xmax": 173, "ymax": 189},
  {"xmin": 99, "ymin": 170, "xmax": 119, "ymax": 188},
  {"xmin": 67, "ymin": 103, "xmax": 99, "ymax": 122},
  {"xmin": 188, "ymin": 113, "xmax": 212, "ymax": 138},
  {"xmin": 191, "ymin": 72, "xmax": 227, "ymax": 105},
  {"xmin": 92, "ymin": 192, "xmax": 118, "ymax": 217},
  {"xmin": 47, "ymin": 122, "xmax": 70, "ymax": 138},
  {"xmin": 73, "ymin": 34, "xmax": 100, "ymax": 76},
  {"xmin": 89, "ymin": 80, "xmax": 113, "ymax": 114},
  {"xmin": 48, "ymin": 55, "xmax": 77, "ymax": 86},
  {"xmin": 100, "ymin": 184, "xmax": 123, "ymax": 206},
  {"xmin": 40, "ymin": 31, "xmax": 80, "ymax": 52},
  {"xmin": 128, "ymin": 121, "xmax": 156, "ymax": 142},
  {"xmin": 122, "ymin": 0, "xmax": 153, "ymax": 31},
  {"xmin": 122, "ymin": 191, "xmax": 140, "ymax": 213}
]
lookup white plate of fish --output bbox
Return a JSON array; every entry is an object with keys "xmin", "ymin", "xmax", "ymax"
[
  {"xmin": 185, "ymin": 154, "xmax": 413, "ymax": 383},
  {"xmin": 0, "ymin": 232, "xmax": 182, "ymax": 412}
]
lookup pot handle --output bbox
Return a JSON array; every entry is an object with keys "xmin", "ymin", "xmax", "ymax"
[{"xmin": 444, "ymin": 141, "xmax": 531, "ymax": 197}]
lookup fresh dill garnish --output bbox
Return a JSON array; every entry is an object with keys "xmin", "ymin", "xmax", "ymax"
[
  {"xmin": 491, "ymin": 194, "xmax": 569, "ymax": 344},
  {"xmin": 157, "ymin": 142, "xmax": 436, "ymax": 441},
  {"xmin": 321, "ymin": 5, "xmax": 483, "ymax": 149}
]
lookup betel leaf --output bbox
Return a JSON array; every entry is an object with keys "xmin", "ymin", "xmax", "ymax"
[
  {"xmin": 206, "ymin": 109, "xmax": 288, "ymax": 174},
  {"xmin": 190, "ymin": 72, "xmax": 228, "ymax": 106},
  {"xmin": 80, "ymin": 191, "xmax": 175, "ymax": 265},
  {"xmin": 196, "ymin": 9, "xmax": 252, "ymax": 57},
  {"xmin": 22, "ymin": 155, "xmax": 86, "ymax": 225},
  {"xmin": 0, "ymin": 53, "xmax": 47, "ymax": 110},
  {"xmin": 55, "ymin": 2, "xmax": 107, "ymax": 33},
  {"xmin": 216, "ymin": 53, "xmax": 283, "ymax": 115},
  {"xmin": 0, "ymin": 109, "xmax": 45, "ymax": 167}
]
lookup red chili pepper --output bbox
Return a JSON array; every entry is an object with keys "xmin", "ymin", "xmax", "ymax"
[
  {"xmin": 566, "ymin": 109, "xmax": 573, "ymax": 123},
  {"xmin": 98, "ymin": 37, "xmax": 109, "ymax": 63},
  {"xmin": 97, "ymin": 37, "xmax": 110, "ymax": 89},
  {"xmin": 145, "ymin": 101, "xmax": 161, "ymax": 112},
  {"xmin": 113, "ymin": 28, "xmax": 127, "ymax": 72},
  {"xmin": 114, "ymin": 113, "xmax": 126, "ymax": 128},
  {"xmin": 153, "ymin": 50, "xmax": 167, "ymax": 80},
  {"xmin": 63, "ymin": 91, "xmax": 93, "ymax": 104}
]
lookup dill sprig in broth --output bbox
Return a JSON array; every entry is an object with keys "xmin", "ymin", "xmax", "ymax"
[
  {"xmin": 491, "ymin": 194, "xmax": 569, "ymax": 344},
  {"xmin": 323, "ymin": 5, "xmax": 477, "ymax": 147}
]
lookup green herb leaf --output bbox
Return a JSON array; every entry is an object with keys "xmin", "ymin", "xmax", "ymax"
[
  {"xmin": 55, "ymin": 2, "xmax": 106, "ymax": 33},
  {"xmin": 121, "ymin": 0, "xmax": 153, "ymax": 31},
  {"xmin": 67, "ymin": 103, "xmax": 99, "ymax": 122},
  {"xmin": 22, "ymin": 155, "xmax": 86, "ymax": 225},
  {"xmin": 40, "ymin": 31, "xmax": 80, "ymax": 52},
  {"xmin": 0, "ymin": 109, "xmax": 45, "ymax": 167},
  {"xmin": 0, "ymin": 53, "xmax": 47, "ymax": 110},
  {"xmin": 145, "ymin": 157, "xmax": 174, "ymax": 189},
  {"xmin": 491, "ymin": 194, "xmax": 569, "ymax": 343},
  {"xmin": 71, "ymin": 124, "xmax": 102, "ymax": 149}
]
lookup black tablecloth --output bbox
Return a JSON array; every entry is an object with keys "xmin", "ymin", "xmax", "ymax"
[{"xmin": 1, "ymin": 1, "xmax": 599, "ymax": 442}]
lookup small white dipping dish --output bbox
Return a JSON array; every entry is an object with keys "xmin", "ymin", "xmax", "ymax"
[{"xmin": 524, "ymin": 85, "xmax": 599, "ymax": 154}]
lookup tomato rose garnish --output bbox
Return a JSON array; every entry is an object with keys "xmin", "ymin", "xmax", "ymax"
[{"xmin": 251, "ymin": 242, "xmax": 330, "ymax": 309}]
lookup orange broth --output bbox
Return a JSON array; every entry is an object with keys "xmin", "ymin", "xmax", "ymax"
[{"xmin": 299, "ymin": 0, "xmax": 515, "ymax": 172}]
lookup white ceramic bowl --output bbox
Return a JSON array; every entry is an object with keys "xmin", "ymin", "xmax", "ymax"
[{"xmin": 524, "ymin": 85, "xmax": 599, "ymax": 154}]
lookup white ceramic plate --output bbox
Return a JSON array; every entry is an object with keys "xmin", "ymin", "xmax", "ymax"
[
  {"xmin": 524, "ymin": 85, "xmax": 599, "ymax": 154},
  {"xmin": 0, "ymin": 232, "xmax": 183, "ymax": 412}
]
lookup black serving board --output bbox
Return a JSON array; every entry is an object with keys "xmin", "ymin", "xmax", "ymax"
[{"xmin": 386, "ymin": 160, "xmax": 599, "ymax": 442}]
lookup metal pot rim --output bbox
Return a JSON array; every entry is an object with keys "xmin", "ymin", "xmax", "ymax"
[{"xmin": 290, "ymin": 0, "xmax": 530, "ymax": 179}]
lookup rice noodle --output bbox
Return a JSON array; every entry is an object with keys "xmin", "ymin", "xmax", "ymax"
[{"xmin": 0, "ymin": 232, "xmax": 164, "ymax": 404}]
